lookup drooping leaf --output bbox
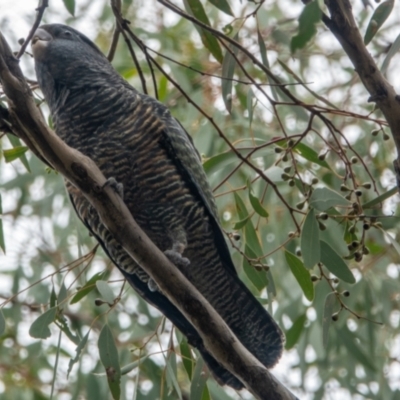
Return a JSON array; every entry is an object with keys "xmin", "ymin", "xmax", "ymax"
[
  {"xmin": 184, "ymin": 0, "xmax": 223, "ymax": 63},
  {"xmin": 62, "ymin": 0, "xmax": 75, "ymax": 16},
  {"xmin": 247, "ymin": 182, "xmax": 269, "ymax": 218},
  {"xmin": 57, "ymin": 284, "xmax": 68, "ymax": 310},
  {"xmin": 0, "ymin": 310, "xmax": 5, "ymax": 336},
  {"xmin": 208, "ymin": 0, "xmax": 233, "ymax": 16},
  {"xmin": 67, "ymin": 330, "xmax": 90, "ymax": 377},
  {"xmin": 0, "ymin": 194, "xmax": 5, "ymax": 253},
  {"xmin": 165, "ymin": 351, "xmax": 182, "ymax": 399},
  {"xmin": 291, "ymin": 1, "xmax": 321, "ymax": 52},
  {"xmin": 322, "ymin": 292, "xmax": 336, "ymax": 348},
  {"xmin": 221, "ymin": 38, "xmax": 238, "ymax": 113},
  {"xmin": 3, "ymin": 146, "xmax": 28, "ymax": 163},
  {"xmin": 190, "ymin": 357, "xmax": 208, "ymax": 400},
  {"xmin": 98, "ymin": 325, "xmax": 121, "ymax": 400},
  {"xmin": 70, "ymin": 271, "xmax": 105, "ymax": 304},
  {"xmin": 381, "ymin": 33, "xmax": 400, "ymax": 74},
  {"xmin": 320, "ymin": 240, "xmax": 355, "ymax": 283},
  {"xmin": 180, "ymin": 339, "xmax": 194, "ymax": 379},
  {"xmin": 364, "ymin": 0, "xmax": 394, "ymax": 45},
  {"xmin": 285, "ymin": 314, "xmax": 307, "ymax": 350},
  {"xmin": 234, "ymin": 192, "xmax": 268, "ymax": 290},
  {"xmin": 96, "ymin": 280, "xmax": 115, "ymax": 305},
  {"xmin": 6, "ymin": 134, "xmax": 30, "ymax": 172},
  {"xmin": 29, "ymin": 307, "xmax": 57, "ymax": 339},
  {"xmin": 301, "ymin": 208, "xmax": 320, "ymax": 268},
  {"xmin": 247, "ymin": 87, "xmax": 254, "ymax": 126},
  {"xmin": 309, "ymin": 187, "xmax": 351, "ymax": 211},
  {"xmin": 285, "ymin": 251, "xmax": 314, "ymax": 301}
]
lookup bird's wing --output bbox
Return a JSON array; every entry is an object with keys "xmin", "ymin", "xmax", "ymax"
[
  {"xmin": 66, "ymin": 184, "xmax": 243, "ymax": 389},
  {"xmin": 157, "ymin": 106, "xmax": 237, "ymax": 275}
]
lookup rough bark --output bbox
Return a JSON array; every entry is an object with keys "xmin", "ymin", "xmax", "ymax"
[{"xmin": 322, "ymin": 0, "xmax": 400, "ymax": 190}]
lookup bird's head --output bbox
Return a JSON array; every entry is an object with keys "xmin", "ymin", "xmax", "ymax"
[{"xmin": 32, "ymin": 24, "xmax": 118, "ymax": 111}]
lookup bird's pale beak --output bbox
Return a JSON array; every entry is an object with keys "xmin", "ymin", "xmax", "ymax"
[{"xmin": 31, "ymin": 28, "xmax": 52, "ymax": 60}]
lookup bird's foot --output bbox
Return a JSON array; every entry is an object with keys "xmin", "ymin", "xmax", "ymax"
[
  {"xmin": 164, "ymin": 249, "xmax": 190, "ymax": 270},
  {"xmin": 102, "ymin": 177, "xmax": 124, "ymax": 199},
  {"xmin": 147, "ymin": 278, "xmax": 158, "ymax": 292}
]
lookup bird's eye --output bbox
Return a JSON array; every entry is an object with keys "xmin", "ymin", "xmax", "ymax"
[{"xmin": 63, "ymin": 31, "xmax": 72, "ymax": 37}]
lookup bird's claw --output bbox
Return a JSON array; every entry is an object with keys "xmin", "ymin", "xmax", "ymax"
[
  {"xmin": 102, "ymin": 177, "xmax": 124, "ymax": 199},
  {"xmin": 164, "ymin": 249, "xmax": 190, "ymax": 269}
]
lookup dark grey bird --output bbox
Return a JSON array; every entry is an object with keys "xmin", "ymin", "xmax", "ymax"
[{"xmin": 31, "ymin": 23, "xmax": 284, "ymax": 389}]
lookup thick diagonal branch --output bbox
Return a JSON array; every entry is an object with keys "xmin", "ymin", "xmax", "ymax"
[
  {"xmin": 0, "ymin": 31, "xmax": 297, "ymax": 400},
  {"xmin": 322, "ymin": 0, "xmax": 400, "ymax": 189}
]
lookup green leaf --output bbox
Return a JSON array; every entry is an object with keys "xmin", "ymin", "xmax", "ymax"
[
  {"xmin": 208, "ymin": 0, "xmax": 233, "ymax": 16},
  {"xmin": 70, "ymin": 272, "xmax": 105, "ymax": 304},
  {"xmin": 247, "ymin": 182, "xmax": 269, "ymax": 218},
  {"xmin": 57, "ymin": 284, "xmax": 68, "ymax": 310},
  {"xmin": 362, "ymin": 186, "xmax": 397, "ymax": 208},
  {"xmin": 285, "ymin": 251, "xmax": 314, "ymax": 301},
  {"xmin": 96, "ymin": 281, "xmax": 115, "ymax": 305},
  {"xmin": 322, "ymin": 292, "xmax": 336, "ymax": 348},
  {"xmin": 257, "ymin": 30, "xmax": 269, "ymax": 67},
  {"xmin": 233, "ymin": 216, "xmax": 250, "ymax": 229},
  {"xmin": 293, "ymin": 143, "xmax": 332, "ymax": 170},
  {"xmin": 180, "ymin": 339, "xmax": 194, "ymax": 379},
  {"xmin": 165, "ymin": 351, "xmax": 182, "ymax": 399},
  {"xmin": 381, "ymin": 33, "xmax": 400, "ymax": 74},
  {"xmin": 29, "ymin": 307, "xmax": 57, "ymax": 339},
  {"xmin": 291, "ymin": 1, "xmax": 321, "ymax": 52},
  {"xmin": 184, "ymin": 0, "xmax": 223, "ymax": 63},
  {"xmin": 309, "ymin": 187, "xmax": 351, "ymax": 211},
  {"xmin": 301, "ymin": 208, "xmax": 320, "ymax": 268},
  {"xmin": 320, "ymin": 240, "xmax": 355, "ymax": 283},
  {"xmin": 6, "ymin": 134, "xmax": 31, "ymax": 172},
  {"xmin": 221, "ymin": 37, "xmax": 238, "ymax": 113},
  {"xmin": 247, "ymin": 87, "xmax": 254, "ymax": 126},
  {"xmin": 0, "ymin": 310, "xmax": 5, "ymax": 336},
  {"xmin": 98, "ymin": 325, "xmax": 121, "ymax": 400},
  {"xmin": 0, "ymin": 194, "xmax": 5, "ymax": 253},
  {"xmin": 67, "ymin": 330, "xmax": 89, "ymax": 377},
  {"xmin": 62, "ymin": 0, "xmax": 75, "ymax": 16},
  {"xmin": 234, "ymin": 192, "xmax": 268, "ymax": 290},
  {"xmin": 3, "ymin": 146, "xmax": 28, "ymax": 163},
  {"xmin": 190, "ymin": 358, "xmax": 208, "ymax": 400},
  {"xmin": 201, "ymin": 384, "xmax": 211, "ymax": 400},
  {"xmin": 285, "ymin": 314, "xmax": 307, "ymax": 350},
  {"xmin": 364, "ymin": 0, "xmax": 394, "ymax": 45},
  {"xmin": 50, "ymin": 286, "xmax": 57, "ymax": 308}
]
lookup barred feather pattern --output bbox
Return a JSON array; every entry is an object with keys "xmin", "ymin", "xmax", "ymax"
[{"xmin": 33, "ymin": 24, "xmax": 284, "ymax": 389}]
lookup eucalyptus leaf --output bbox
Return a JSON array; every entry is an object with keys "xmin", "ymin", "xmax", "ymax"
[
  {"xmin": 320, "ymin": 240, "xmax": 355, "ymax": 284},
  {"xmin": 98, "ymin": 325, "xmax": 121, "ymax": 400},
  {"xmin": 29, "ymin": 307, "xmax": 57, "ymax": 339},
  {"xmin": 285, "ymin": 250, "xmax": 314, "ymax": 301},
  {"xmin": 301, "ymin": 208, "xmax": 320, "ymax": 268}
]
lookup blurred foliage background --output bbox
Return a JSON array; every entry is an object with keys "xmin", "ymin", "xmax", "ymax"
[{"xmin": 1, "ymin": 0, "xmax": 400, "ymax": 399}]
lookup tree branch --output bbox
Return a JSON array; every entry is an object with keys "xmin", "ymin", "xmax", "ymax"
[
  {"xmin": 322, "ymin": 0, "xmax": 400, "ymax": 190},
  {"xmin": 0, "ymin": 30, "xmax": 297, "ymax": 400}
]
